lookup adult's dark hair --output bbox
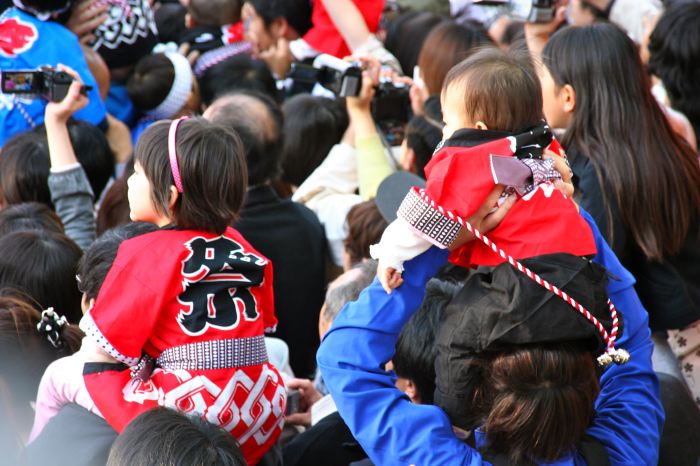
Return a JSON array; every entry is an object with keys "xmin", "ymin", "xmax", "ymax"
[
  {"xmin": 96, "ymin": 160, "xmax": 133, "ymax": 235},
  {"xmin": 15, "ymin": 0, "xmax": 71, "ymax": 14},
  {"xmin": 106, "ymin": 407, "xmax": 246, "ymax": 466},
  {"xmin": 417, "ymin": 19, "xmax": 494, "ymax": 96},
  {"xmin": 281, "ymin": 95, "xmax": 348, "ymax": 186},
  {"xmin": 247, "ymin": 0, "xmax": 312, "ymax": 36},
  {"xmin": 0, "ymin": 231, "xmax": 83, "ymax": 323},
  {"xmin": 469, "ymin": 342, "xmax": 599, "ymax": 464},
  {"xmin": 0, "ymin": 202, "xmax": 63, "ymax": 238},
  {"xmin": 77, "ymin": 222, "xmax": 159, "ymax": 300},
  {"xmin": 344, "ymin": 200, "xmax": 388, "ymax": 266},
  {"xmin": 648, "ymin": 1, "xmax": 700, "ymax": 138},
  {"xmin": 393, "ymin": 279, "xmax": 459, "ymax": 405},
  {"xmin": 135, "ymin": 118, "xmax": 248, "ymax": 234},
  {"xmin": 127, "ymin": 53, "xmax": 177, "ymax": 112},
  {"xmin": 0, "ymin": 121, "xmax": 113, "ymax": 208},
  {"xmin": 189, "ymin": 0, "xmax": 241, "ymax": 26},
  {"xmin": 205, "ymin": 92, "xmax": 283, "ymax": 186},
  {"xmin": 543, "ymin": 23, "xmax": 700, "ymax": 259},
  {"xmin": 199, "ymin": 55, "xmax": 277, "ymax": 107},
  {"xmin": 68, "ymin": 120, "xmax": 115, "ymax": 198},
  {"xmin": 0, "ymin": 130, "xmax": 51, "ymax": 207},
  {"xmin": 405, "ymin": 115, "xmax": 442, "ymax": 179},
  {"xmin": 384, "ymin": 11, "xmax": 444, "ymax": 76},
  {"xmin": 443, "ymin": 46, "xmax": 543, "ymax": 132}
]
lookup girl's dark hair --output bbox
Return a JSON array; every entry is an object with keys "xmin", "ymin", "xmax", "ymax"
[
  {"xmin": 417, "ymin": 20, "xmax": 494, "ymax": 96},
  {"xmin": 281, "ymin": 95, "xmax": 348, "ymax": 186},
  {"xmin": 135, "ymin": 118, "xmax": 248, "ymax": 234},
  {"xmin": 344, "ymin": 200, "xmax": 388, "ymax": 266},
  {"xmin": 648, "ymin": 1, "xmax": 700, "ymax": 138},
  {"xmin": 97, "ymin": 160, "xmax": 133, "ymax": 235},
  {"xmin": 443, "ymin": 46, "xmax": 543, "ymax": 133},
  {"xmin": 77, "ymin": 222, "xmax": 159, "ymax": 300},
  {"xmin": 127, "ymin": 53, "xmax": 176, "ymax": 112},
  {"xmin": 107, "ymin": 407, "xmax": 246, "ymax": 466},
  {"xmin": 471, "ymin": 343, "xmax": 599, "ymax": 465},
  {"xmin": 0, "ymin": 291, "xmax": 82, "ymax": 407},
  {"xmin": 0, "ymin": 230, "xmax": 83, "ymax": 323},
  {"xmin": 0, "ymin": 202, "xmax": 64, "ymax": 238},
  {"xmin": 543, "ymin": 24, "xmax": 700, "ymax": 260}
]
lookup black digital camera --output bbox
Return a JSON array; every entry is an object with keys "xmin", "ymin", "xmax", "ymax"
[
  {"xmin": 0, "ymin": 67, "xmax": 91, "ymax": 102},
  {"xmin": 289, "ymin": 54, "xmax": 363, "ymax": 98}
]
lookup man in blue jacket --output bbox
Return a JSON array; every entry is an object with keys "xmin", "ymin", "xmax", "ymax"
[{"xmin": 317, "ymin": 208, "xmax": 663, "ymax": 465}]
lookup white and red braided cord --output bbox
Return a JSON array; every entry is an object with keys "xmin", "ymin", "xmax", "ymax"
[{"xmin": 417, "ymin": 188, "xmax": 629, "ymax": 366}]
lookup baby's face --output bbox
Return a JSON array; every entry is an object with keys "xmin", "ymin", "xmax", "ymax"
[{"xmin": 440, "ymin": 84, "xmax": 478, "ymax": 140}]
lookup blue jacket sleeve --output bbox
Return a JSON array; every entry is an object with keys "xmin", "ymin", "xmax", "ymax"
[
  {"xmin": 581, "ymin": 208, "xmax": 663, "ymax": 466},
  {"xmin": 317, "ymin": 247, "xmax": 484, "ymax": 466}
]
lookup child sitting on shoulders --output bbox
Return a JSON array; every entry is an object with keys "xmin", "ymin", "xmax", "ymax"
[
  {"xmin": 371, "ymin": 47, "xmax": 597, "ymax": 292},
  {"xmin": 30, "ymin": 68, "xmax": 285, "ymax": 466}
]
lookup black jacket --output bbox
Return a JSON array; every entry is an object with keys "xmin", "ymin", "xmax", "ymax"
[{"xmin": 235, "ymin": 186, "xmax": 326, "ymax": 377}]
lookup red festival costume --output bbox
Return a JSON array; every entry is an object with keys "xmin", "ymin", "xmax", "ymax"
[
  {"xmin": 81, "ymin": 228, "xmax": 284, "ymax": 465},
  {"xmin": 411, "ymin": 125, "xmax": 596, "ymax": 267}
]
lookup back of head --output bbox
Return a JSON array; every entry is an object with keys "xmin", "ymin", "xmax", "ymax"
[
  {"xmin": 343, "ymin": 200, "xmax": 388, "ymax": 267},
  {"xmin": 204, "ymin": 92, "xmax": 283, "ymax": 186},
  {"xmin": 68, "ymin": 120, "xmax": 115, "ymax": 198},
  {"xmin": 14, "ymin": 0, "xmax": 71, "ymax": 15},
  {"xmin": 189, "ymin": 0, "xmax": 241, "ymax": 26},
  {"xmin": 405, "ymin": 115, "xmax": 443, "ymax": 178},
  {"xmin": 200, "ymin": 55, "xmax": 277, "ymax": 108},
  {"xmin": 0, "ymin": 230, "xmax": 83, "ymax": 323},
  {"xmin": 543, "ymin": 23, "xmax": 700, "ymax": 260},
  {"xmin": 384, "ymin": 11, "xmax": 444, "ymax": 77},
  {"xmin": 154, "ymin": 2, "xmax": 188, "ymax": 44},
  {"xmin": 417, "ymin": 20, "xmax": 494, "ymax": 96},
  {"xmin": 281, "ymin": 95, "xmax": 348, "ymax": 186},
  {"xmin": 107, "ymin": 407, "xmax": 246, "ymax": 466},
  {"xmin": 127, "ymin": 53, "xmax": 176, "ymax": 113},
  {"xmin": 443, "ymin": 46, "xmax": 543, "ymax": 132},
  {"xmin": 0, "ymin": 202, "xmax": 63, "ymax": 238},
  {"xmin": 0, "ymin": 131, "xmax": 51, "ymax": 208},
  {"xmin": 135, "ymin": 117, "xmax": 248, "ymax": 234},
  {"xmin": 322, "ymin": 260, "xmax": 377, "ymax": 324},
  {"xmin": 477, "ymin": 343, "xmax": 599, "ymax": 464},
  {"xmin": 246, "ymin": 0, "xmax": 313, "ymax": 36},
  {"xmin": 393, "ymin": 278, "xmax": 459, "ymax": 404},
  {"xmin": 77, "ymin": 222, "xmax": 159, "ymax": 301},
  {"xmin": 648, "ymin": 1, "xmax": 700, "ymax": 136}
]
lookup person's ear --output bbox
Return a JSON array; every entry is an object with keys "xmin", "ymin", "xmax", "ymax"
[
  {"xmin": 475, "ymin": 121, "xmax": 489, "ymax": 130},
  {"xmin": 185, "ymin": 13, "xmax": 193, "ymax": 28},
  {"xmin": 561, "ymin": 84, "xmax": 576, "ymax": 114},
  {"xmin": 168, "ymin": 185, "xmax": 180, "ymax": 211},
  {"xmin": 405, "ymin": 379, "xmax": 421, "ymax": 404}
]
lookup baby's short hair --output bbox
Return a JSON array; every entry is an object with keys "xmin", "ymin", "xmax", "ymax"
[
  {"xmin": 189, "ymin": 0, "xmax": 241, "ymax": 26},
  {"xmin": 442, "ymin": 47, "xmax": 543, "ymax": 133}
]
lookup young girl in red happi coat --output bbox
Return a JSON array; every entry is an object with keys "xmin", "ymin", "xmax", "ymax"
[{"xmin": 31, "ymin": 72, "xmax": 285, "ymax": 465}]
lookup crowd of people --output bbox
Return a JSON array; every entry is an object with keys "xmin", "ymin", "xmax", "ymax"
[{"xmin": 0, "ymin": 0, "xmax": 699, "ymax": 465}]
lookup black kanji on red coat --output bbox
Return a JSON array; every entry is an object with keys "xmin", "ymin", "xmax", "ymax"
[{"xmin": 177, "ymin": 236, "xmax": 266, "ymax": 335}]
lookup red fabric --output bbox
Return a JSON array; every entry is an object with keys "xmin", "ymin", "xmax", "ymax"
[
  {"xmin": 424, "ymin": 138, "xmax": 596, "ymax": 267},
  {"xmin": 303, "ymin": 0, "xmax": 385, "ymax": 58},
  {"xmin": 83, "ymin": 228, "xmax": 283, "ymax": 465}
]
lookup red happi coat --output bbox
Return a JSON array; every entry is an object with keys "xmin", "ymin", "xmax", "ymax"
[
  {"xmin": 424, "ymin": 128, "xmax": 596, "ymax": 267},
  {"xmin": 82, "ymin": 227, "xmax": 284, "ymax": 465}
]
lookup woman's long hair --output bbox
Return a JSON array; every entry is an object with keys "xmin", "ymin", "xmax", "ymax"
[{"xmin": 542, "ymin": 24, "xmax": 700, "ymax": 260}]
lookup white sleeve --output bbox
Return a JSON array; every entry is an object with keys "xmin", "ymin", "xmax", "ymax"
[{"xmin": 369, "ymin": 218, "xmax": 432, "ymax": 273}]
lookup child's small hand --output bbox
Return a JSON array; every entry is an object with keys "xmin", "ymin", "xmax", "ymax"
[
  {"xmin": 379, "ymin": 265, "xmax": 404, "ymax": 294},
  {"xmin": 44, "ymin": 64, "xmax": 89, "ymax": 124}
]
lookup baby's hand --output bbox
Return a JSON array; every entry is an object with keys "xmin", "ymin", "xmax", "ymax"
[{"xmin": 379, "ymin": 265, "xmax": 404, "ymax": 294}]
